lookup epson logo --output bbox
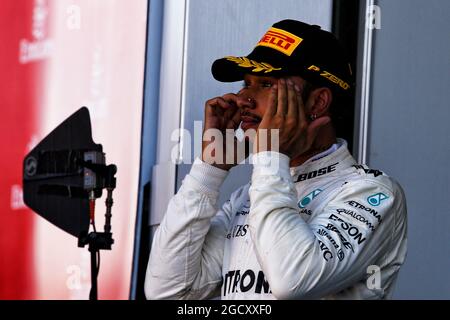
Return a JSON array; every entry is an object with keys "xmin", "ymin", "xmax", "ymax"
[
  {"xmin": 328, "ymin": 214, "xmax": 366, "ymax": 245},
  {"xmin": 296, "ymin": 163, "xmax": 338, "ymax": 182}
]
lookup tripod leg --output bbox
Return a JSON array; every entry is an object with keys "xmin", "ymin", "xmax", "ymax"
[{"xmin": 89, "ymin": 247, "xmax": 98, "ymax": 300}]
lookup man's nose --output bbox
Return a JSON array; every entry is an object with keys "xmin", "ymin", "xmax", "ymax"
[{"xmin": 235, "ymin": 96, "xmax": 256, "ymax": 109}]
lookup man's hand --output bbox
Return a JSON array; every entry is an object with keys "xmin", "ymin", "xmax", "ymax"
[
  {"xmin": 202, "ymin": 93, "xmax": 250, "ymax": 171},
  {"xmin": 255, "ymin": 78, "xmax": 330, "ymax": 159}
]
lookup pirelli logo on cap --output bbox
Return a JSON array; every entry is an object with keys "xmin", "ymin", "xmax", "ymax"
[{"xmin": 257, "ymin": 27, "xmax": 303, "ymax": 56}]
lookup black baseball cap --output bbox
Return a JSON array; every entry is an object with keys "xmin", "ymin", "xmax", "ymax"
[{"xmin": 211, "ymin": 19, "xmax": 353, "ymax": 96}]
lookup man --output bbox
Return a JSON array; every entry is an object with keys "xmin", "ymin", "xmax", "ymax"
[{"xmin": 145, "ymin": 19, "xmax": 407, "ymax": 299}]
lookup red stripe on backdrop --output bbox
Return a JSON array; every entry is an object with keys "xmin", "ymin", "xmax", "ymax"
[
  {"xmin": 0, "ymin": 0, "xmax": 48, "ymax": 299},
  {"xmin": 0, "ymin": 0, "xmax": 146, "ymax": 299}
]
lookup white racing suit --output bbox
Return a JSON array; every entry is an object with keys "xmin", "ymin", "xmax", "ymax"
[{"xmin": 145, "ymin": 139, "xmax": 407, "ymax": 299}]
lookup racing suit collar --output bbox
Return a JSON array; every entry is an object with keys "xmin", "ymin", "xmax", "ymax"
[{"xmin": 289, "ymin": 138, "xmax": 357, "ymax": 181}]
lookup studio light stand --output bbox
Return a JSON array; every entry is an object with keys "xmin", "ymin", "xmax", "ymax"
[
  {"xmin": 77, "ymin": 160, "xmax": 116, "ymax": 300},
  {"xmin": 23, "ymin": 107, "xmax": 117, "ymax": 300}
]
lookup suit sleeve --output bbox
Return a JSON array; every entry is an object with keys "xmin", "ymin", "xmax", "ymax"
[
  {"xmin": 144, "ymin": 158, "xmax": 235, "ymax": 300},
  {"xmin": 248, "ymin": 151, "xmax": 405, "ymax": 299}
]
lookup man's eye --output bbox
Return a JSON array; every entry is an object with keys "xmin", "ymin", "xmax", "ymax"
[{"xmin": 242, "ymin": 81, "xmax": 272, "ymax": 88}]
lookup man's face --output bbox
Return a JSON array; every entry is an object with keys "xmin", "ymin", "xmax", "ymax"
[{"xmin": 237, "ymin": 74, "xmax": 308, "ymax": 131}]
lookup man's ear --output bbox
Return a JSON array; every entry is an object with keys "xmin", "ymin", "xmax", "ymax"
[{"xmin": 306, "ymin": 87, "xmax": 333, "ymax": 117}]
